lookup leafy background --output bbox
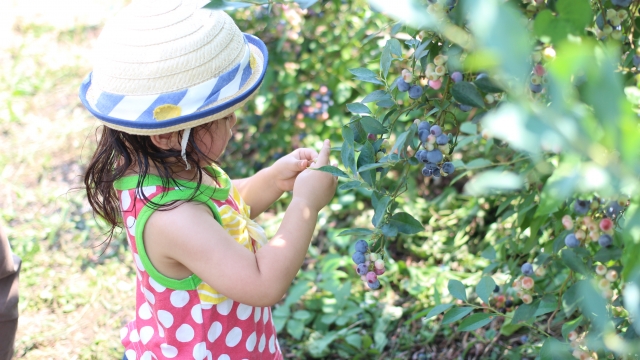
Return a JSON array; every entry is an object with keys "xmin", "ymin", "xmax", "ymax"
[{"xmin": 2, "ymin": 0, "xmax": 640, "ymax": 358}]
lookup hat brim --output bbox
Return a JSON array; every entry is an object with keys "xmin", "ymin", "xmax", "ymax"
[{"xmin": 79, "ymin": 34, "xmax": 268, "ymax": 135}]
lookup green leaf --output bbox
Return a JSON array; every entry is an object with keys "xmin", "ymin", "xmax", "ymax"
[
  {"xmin": 286, "ymin": 318, "xmax": 304, "ymax": 339},
  {"xmin": 481, "ymin": 247, "xmax": 496, "ymax": 260},
  {"xmin": 346, "ymin": 103, "xmax": 371, "ymax": 115},
  {"xmin": 284, "ymin": 282, "xmax": 311, "ymax": 307},
  {"xmin": 460, "ymin": 122, "xmax": 478, "ymax": 135},
  {"xmin": 357, "ymin": 141, "xmax": 376, "ymax": 186},
  {"xmin": 540, "ymin": 337, "xmax": 573, "ymax": 360},
  {"xmin": 511, "ymin": 301, "xmax": 540, "ymax": 323},
  {"xmin": 349, "ymin": 68, "xmax": 378, "ymax": 78},
  {"xmin": 292, "ymin": 310, "xmax": 312, "ymax": 321},
  {"xmin": 360, "ymin": 117, "xmax": 387, "ymax": 134},
  {"xmin": 577, "ymin": 279, "xmax": 612, "ymax": 331},
  {"xmin": 451, "ymin": 81, "xmax": 485, "ymax": 108},
  {"xmin": 389, "ymin": 212, "xmax": 423, "ymax": 234},
  {"xmin": 560, "ymin": 249, "xmax": 589, "ymax": 275},
  {"xmin": 464, "ymin": 171, "xmax": 524, "ymax": 196},
  {"xmin": 561, "ymin": 315, "xmax": 583, "ymax": 339},
  {"xmin": 202, "ymin": 0, "xmax": 253, "ymax": 9},
  {"xmin": 388, "ymin": 38, "xmax": 402, "ymax": 57},
  {"xmin": 372, "ymin": 196, "xmax": 391, "ymax": 227},
  {"xmin": 345, "ymin": 334, "xmax": 362, "ymax": 349},
  {"xmin": 463, "ymin": 158, "xmax": 492, "ymax": 169},
  {"xmin": 448, "ymin": 279, "xmax": 467, "ymax": 302},
  {"xmin": 380, "ymin": 42, "xmax": 392, "ymax": 79},
  {"xmin": 534, "ymin": 295, "xmax": 558, "ymax": 317},
  {"xmin": 424, "ymin": 303, "xmax": 454, "ymax": 320},
  {"xmin": 362, "ymin": 90, "xmax": 392, "ymax": 104},
  {"xmin": 458, "ymin": 313, "xmax": 494, "ymax": 331},
  {"xmin": 476, "ymin": 276, "xmax": 496, "ymax": 305},
  {"xmin": 381, "ymin": 223, "xmax": 398, "ymax": 238},
  {"xmin": 316, "ymin": 166, "xmax": 349, "ymax": 178},
  {"xmin": 341, "ymin": 141, "xmax": 356, "ymax": 176},
  {"xmin": 441, "ymin": 307, "xmax": 473, "ymax": 325},
  {"xmin": 293, "ymin": 0, "xmax": 318, "ymax": 10},
  {"xmin": 414, "ymin": 39, "xmax": 431, "ymax": 60},
  {"xmin": 474, "ymin": 76, "xmax": 503, "ymax": 93},
  {"xmin": 337, "ymin": 228, "xmax": 373, "ymax": 237},
  {"xmin": 339, "ymin": 180, "xmax": 362, "ymax": 191},
  {"xmin": 358, "ymin": 162, "xmax": 392, "ymax": 172},
  {"xmin": 562, "ymin": 282, "xmax": 583, "ymax": 317},
  {"xmin": 556, "ymin": 0, "xmax": 591, "ymax": 34}
]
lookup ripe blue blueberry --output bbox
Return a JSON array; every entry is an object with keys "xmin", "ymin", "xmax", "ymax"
[
  {"xmin": 633, "ymin": 55, "xmax": 640, "ymax": 68},
  {"xmin": 418, "ymin": 129, "xmax": 429, "ymax": 143},
  {"xmin": 606, "ymin": 201, "xmax": 623, "ymax": 218},
  {"xmin": 397, "ymin": 78, "xmax": 410, "ymax": 92},
  {"xmin": 356, "ymin": 263, "xmax": 369, "ymax": 275},
  {"xmin": 430, "ymin": 125, "xmax": 442, "ymax": 136},
  {"xmin": 432, "ymin": 168, "xmax": 441, "ymax": 178},
  {"xmin": 599, "ymin": 234, "xmax": 613, "ymax": 247},
  {"xmin": 612, "ymin": 0, "xmax": 632, "ymax": 6},
  {"xmin": 459, "ymin": 104, "xmax": 473, "ymax": 112},
  {"xmin": 493, "ymin": 285, "xmax": 500, "ymax": 293},
  {"xmin": 422, "ymin": 166, "xmax": 433, "ymax": 177},
  {"xmin": 442, "ymin": 162, "xmax": 455, "ymax": 174},
  {"xmin": 530, "ymin": 83, "xmax": 542, "ymax": 93},
  {"xmin": 565, "ymin": 233, "xmax": 580, "ymax": 248},
  {"xmin": 368, "ymin": 279, "xmax": 381, "ymax": 290},
  {"xmin": 408, "ymin": 85, "xmax": 423, "ymax": 99},
  {"xmin": 436, "ymin": 134, "xmax": 449, "ymax": 145},
  {"xmin": 415, "ymin": 149, "xmax": 427, "ymax": 162},
  {"xmin": 451, "ymin": 72, "xmax": 463, "ymax": 83},
  {"xmin": 574, "ymin": 199, "xmax": 590, "ymax": 215},
  {"xmin": 418, "ymin": 121, "xmax": 431, "ymax": 133},
  {"xmin": 352, "ymin": 251, "xmax": 366, "ymax": 264},
  {"xmin": 426, "ymin": 149, "xmax": 443, "ymax": 164},
  {"xmin": 355, "ymin": 239, "xmax": 368, "ymax": 253},
  {"xmin": 595, "ymin": 13, "xmax": 605, "ymax": 30},
  {"xmin": 521, "ymin": 263, "xmax": 534, "ymax": 276},
  {"xmin": 520, "ymin": 335, "xmax": 528, "ymax": 343}
]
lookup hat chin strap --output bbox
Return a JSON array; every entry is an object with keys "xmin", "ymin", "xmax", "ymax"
[{"xmin": 181, "ymin": 128, "xmax": 191, "ymax": 170}]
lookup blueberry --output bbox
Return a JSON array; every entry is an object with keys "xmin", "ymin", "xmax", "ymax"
[
  {"xmin": 426, "ymin": 149, "xmax": 443, "ymax": 163},
  {"xmin": 606, "ymin": 201, "xmax": 623, "ymax": 218},
  {"xmin": 432, "ymin": 168, "xmax": 441, "ymax": 178},
  {"xmin": 599, "ymin": 234, "xmax": 613, "ymax": 247},
  {"xmin": 612, "ymin": 0, "xmax": 632, "ymax": 6},
  {"xmin": 415, "ymin": 149, "xmax": 427, "ymax": 162},
  {"xmin": 520, "ymin": 335, "xmax": 528, "ymax": 343},
  {"xmin": 418, "ymin": 121, "xmax": 431, "ymax": 132},
  {"xmin": 565, "ymin": 233, "xmax": 580, "ymax": 248},
  {"xmin": 505, "ymin": 299, "xmax": 513, "ymax": 308},
  {"xmin": 530, "ymin": 83, "xmax": 542, "ymax": 93},
  {"xmin": 574, "ymin": 199, "xmax": 590, "ymax": 215},
  {"xmin": 408, "ymin": 85, "xmax": 423, "ymax": 99},
  {"xmin": 459, "ymin": 104, "xmax": 473, "ymax": 112},
  {"xmin": 446, "ymin": 0, "xmax": 456, "ymax": 7},
  {"xmin": 436, "ymin": 134, "xmax": 449, "ymax": 145},
  {"xmin": 368, "ymin": 279, "xmax": 381, "ymax": 290},
  {"xmin": 499, "ymin": 307, "xmax": 507, "ymax": 314},
  {"xmin": 356, "ymin": 263, "xmax": 369, "ymax": 275},
  {"xmin": 451, "ymin": 71, "xmax": 463, "ymax": 83},
  {"xmin": 421, "ymin": 166, "xmax": 433, "ymax": 177},
  {"xmin": 634, "ymin": 55, "xmax": 640, "ymax": 68},
  {"xmin": 430, "ymin": 125, "xmax": 442, "ymax": 136},
  {"xmin": 521, "ymin": 263, "xmax": 534, "ymax": 276},
  {"xmin": 596, "ymin": 13, "xmax": 605, "ymax": 30},
  {"xmin": 397, "ymin": 78, "xmax": 410, "ymax": 92},
  {"xmin": 493, "ymin": 285, "xmax": 500, "ymax": 293},
  {"xmin": 442, "ymin": 162, "xmax": 455, "ymax": 174},
  {"xmin": 418, "ymin": 129, "xmax": 429, "ymax": 143},
  {"xmin": 355, "ymin": 239, "xmax": 368, "ymax": 253},
  {"xmin": 352, "ymin": 251, "xmax": 366, "ymax": 264}
]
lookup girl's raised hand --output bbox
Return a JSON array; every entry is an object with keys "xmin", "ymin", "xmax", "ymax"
[
  {"xmin": 270, "ymin": 147, "xmax": 320, "ymax": 192},
  {"xmin": 292, "ymin": 140, "xmax": 337, "ymax": 212}
]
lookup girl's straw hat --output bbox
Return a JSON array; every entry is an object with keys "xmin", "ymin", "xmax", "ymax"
[{"xmin": 78, "ymin": 0, "xmax": 268, "ymax": 135}]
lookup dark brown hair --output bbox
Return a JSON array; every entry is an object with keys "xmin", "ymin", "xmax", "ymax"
[{"xmin": 84, "ymin": 121, "xmax": 220, "ymax": 248}]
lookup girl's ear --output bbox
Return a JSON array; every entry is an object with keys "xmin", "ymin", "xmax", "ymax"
[{"xmin": 150, "ymin": 132, "xmax": 180, "ymax": 150}]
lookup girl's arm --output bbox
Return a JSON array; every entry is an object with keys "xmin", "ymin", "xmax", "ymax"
[{"xmin": 232, "ymin": 148, "xmax": 319, "ymax": 219}]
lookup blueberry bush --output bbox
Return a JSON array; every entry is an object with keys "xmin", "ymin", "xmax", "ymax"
[{"xmin": 207, "ymin": 0, "xmax": 640, "ymax": 358}]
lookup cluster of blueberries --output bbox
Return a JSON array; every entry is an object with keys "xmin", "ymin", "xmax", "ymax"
[
  {"xmin": 351, "ymin": 239, "xmax": 385, "ymax": 290},
  {"xmin": 414, "ymin": 121, "xmax": 455, "ymax": 178},
  {"xmin": 396, "ymin": 69, "xmax": 424, "ymax": 100},
  {"xmin": 299, "ymin": 85, "xmax": 334, "ymax": 121},
  {"xmin": 595, "ymin": 5, "xmax": 630, "ymax": 41},
  {"xmin": 563, "ymin": 197, "xmax": 627, "ymax": 249}
]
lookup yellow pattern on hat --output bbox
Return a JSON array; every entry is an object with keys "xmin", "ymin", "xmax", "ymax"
[{"xmin": 153, "ymin": 104, "xmax": 182, "ymax": 120}]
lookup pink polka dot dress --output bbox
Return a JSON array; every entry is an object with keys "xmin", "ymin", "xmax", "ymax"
[{"xmin": 114, "ymin": 166, "xmax": 284, "ymax": 360}]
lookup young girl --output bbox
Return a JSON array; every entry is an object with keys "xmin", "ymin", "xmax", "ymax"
[{"xmin": 79, "ymin": 1, "xmax": 337, "ymax": 359}]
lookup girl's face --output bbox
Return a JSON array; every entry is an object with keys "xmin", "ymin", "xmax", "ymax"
[{"xmin": 194, "ymin": 113, "xmax": 237, "ymax": 165}]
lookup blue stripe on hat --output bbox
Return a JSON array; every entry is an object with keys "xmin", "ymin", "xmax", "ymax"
[
  {"xmin": 95, "ymin": 92, "xmax": 125, "ymax": 115},
  {"xmin": 204, "ymin": 63, "xmax": 242, "ymax": 103},
  {"xmin": 135, "ymin": 89, "xmax": 189, "ymax": 121},
  {"xmin": 239, "ymin": 59, "xmax": 252, "ymax": 89}
]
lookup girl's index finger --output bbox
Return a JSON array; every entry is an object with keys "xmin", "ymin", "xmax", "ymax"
[{"xmin": 311, "ymin": 140, "xmax": 331, "ymax": 168}]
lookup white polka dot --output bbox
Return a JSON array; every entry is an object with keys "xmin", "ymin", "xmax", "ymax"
[
  {"xmin": 129, "ymin": 329, "xmax": 140, "ymax": 342},
  {"xmin": 236, "ymin": 303, "xmax": 252, "ymax": 320},
  {"xmin": 157, "ymin": 310, "xmax": 174, "ymax": 328},
  {"xmin": 138, "ymin": 302, "xmax": 152, "ymax": 320},
  {"xmin": 126, "ymin": 216, "xmax": 136, "ymax": 235},
  {"xmin": 263, "ymin": 307, "xmax": 269, "ymax": 324},
  {"xmin": 206, "ymin": 351, "xmax": 212, "ymax": 360},
  {"xmin": 246, "ymin": 332, "xmax": 257, "ymax": 352},
  {"xmin": 191, "ymin": 304, "xmax": 203, "ymax": 324},
  {"xmin": 208, "ymin": 321, "xmax": 222, "ymax": 342},
  {"xmin": 201, "ymin": 303, "xmax": 213, "ymax": 310},
  {"xmin": 120, "ymin": 327, "xmax": 128, "ymax": 340},
  {"xmin": 140, "ymin": 351, "xmax": 155, "ymax": 360},
  {"xmin": 143, "ymin": 288, "xmax": 155, "ymax": 304},
  {"xmin": 134, "ymin": 254, "xmax": 144, "ymax": 272},
  {"xmin": 193, "ymin": 342, "xmax": 207, "ymax": 360},
  {"xmin": 176, "ymin": 324, "xmax": 194, "ymax": 342},
  {"xmin": 276, "ymin": 338, "xmax": 281, "ymax": 353},
  {"xmin": 141, "ymin": 186, "xmax": 157, "ymax": 198},
  {"xmin": 225, "ymin": 327, "xmax": 243, "ymax": 347},
  {"xmin": 268, "ymin": 335, "xmax": 275, "ymax": 354},
  {"xmin": 160, "ymin": 344, "xmax": 178, "ymax": 358},
  {"xmin": 121, "ymin": 191, "xmax": 131, "ymax": 211},
  {"xmin": 258, "ymin": 334, "xmax": 266, "ymax": 352},
  {"xmin": 217, "ymin": 355, "xmax": 230, "ymax": 360},
  {"xmin": 254, "ymin": 306, "xmax": 261, "ymax": 323},
  {"xmin": 158, "ymin": 323, "xmax": 165, "ymax": 338},
  {"xmin": 125, "ymin": 350, "xmax": 137, "ymax": 360},
  {"xmin": 216, "ymin": 299, "xmax": 233, "ymax": 315},
  {"xmin": 170, "ymin": 290, "xmax": 189, "ymax": 308},
  {"xmin": 149, "ymin": 278, "xmax": 166, "ymax": 292},
  {"xmin": 140, "ymin": 326, "xmax": 154, "ymax": 344}
]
